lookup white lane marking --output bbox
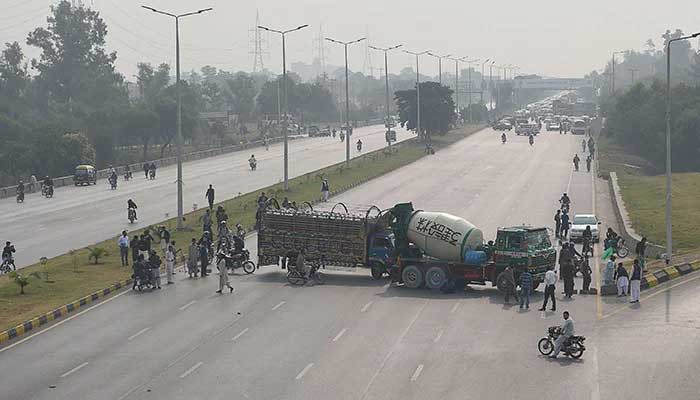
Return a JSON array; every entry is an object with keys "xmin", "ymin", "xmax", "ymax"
[
  {"xmin": 128, "ymin": 327, "xmax": 151, "ymax": 341},
  {"xmin": 332, "ymin": 328, "xmax": 347, "ymax": 342},
  {"xmin": 361, "ymin": 301, "xmax": 373, "ymax": 313},
  {"xmin": 231, "ymin": 328, "xmax": 249, "ymax": 342},
  {"xmin": 295, "ymin": 363, "xmax": 314, "ymax": 380},
  {"xmin": 360, "ymin": 300, "xmax": 429, "ymax": 400},
  {"xmin": 566, "ymin": 163, "xmax": 575, "ymax": 194},
  {"xmin": 433, "ymin": 329, "xmax": 444, "ymax": 343},
  {"xmin": 450, "ymin": 302, "xmax": 460, "ymax": 313},
  {"xmin": 410, "ymin": 364, "xmax": 424, "ymax": 382},
  {"xmin": 590, "ymin": 346, "xmax": 601, "ymax": 400},
  {"xmin": 179, "ymin": 361, "xmax": 203, "ymax": 378},
  {"xmin": 0, "ymin": 288, "xmax": 131, "ymax": 354},
  {"xmin": 179, "ymin": 300, "xmax": 197, "ymax": 311},
  {"xmin": 272, "ymin": 301, "xmax": 285, "ymax": 310},
  {"xmin": 60, "ymin": 362, "xmax": 88, "ymax": 378}
]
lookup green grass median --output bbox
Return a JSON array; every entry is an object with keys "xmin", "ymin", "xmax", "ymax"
[{"xmin": 0, "ymin": 125, "xmax": 485, "ymax": 331}]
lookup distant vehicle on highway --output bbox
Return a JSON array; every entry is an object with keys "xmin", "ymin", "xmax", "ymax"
[
  {"xmin": 307, "ymin": 125, "xmax": 320, "ymax": 136},
  {"xmin": 318, "ymin": 126, "xmax": 331, "ymax": 136},
  {"xmin": 547, "ymin": 122, "xmax": 561, "ymax": 131},
  {"xmin": 493, "ymin": 121, "xmax": 512, "ymax": 131},
  {"xmin": 571, "ymin": 119, "xmax": 587, "ymax": 135},
  {"xmin": 74, "ymin": 165, "xmax": 97, "ymax": 186},
  {"xmin": 515, "ymin": 123, "xmax": 538, "ymax": 136},
  {"xmin": 569, "ymin": 214, "xmax": 600, "ymax": 242}
]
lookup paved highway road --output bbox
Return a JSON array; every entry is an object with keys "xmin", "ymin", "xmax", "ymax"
[
  {"xmin": 2, "ymin": 127, "xmax": 697, "ymax": 400},
  {"xmin": 0, "ymin": 125, "xmax": 413, "ymax": 268}
]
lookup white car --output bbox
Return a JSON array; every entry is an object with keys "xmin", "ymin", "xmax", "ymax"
[{"xmin": 569, "ymin": 214, "xmax": 600, "ymax": 242}]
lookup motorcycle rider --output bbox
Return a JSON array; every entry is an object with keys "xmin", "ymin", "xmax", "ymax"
[
  {"xmin": 528, "ymin": 134, "xmax": 534, "ymax": 146},
  {"xmin": 559, "ymin": 193, "xmax": 571, "ymax": 210},
  {"xmin": 581, "ymin": 226, "xmax": 593, "ymax": 257},
  {"xmin": 127, "ymin": 199, "xmax": 138, "ymax": 221},
  {"xmin": 501, "ymin": 132, "xmax": 507, "ymax": 143},
  {"xmin": 549, "ymin": 311, "xmax": 575, "ymax": 358},
  {"xmin": 124, "ymin": 164, "xmax": 132, "ymax": 180},
  {"xmin": 582, "ymin": 139, "xmax": 586, "ymax": 153},
  {"xmin": 16, "ymin": 180, "xmax": 25, "ymax": 202},
  {"xmin": 604, "ymin": 228, "xmax": 619, "ymax": 250},
  {"xmin": 356, "ymin": 139, "xmax": 362, "ymax": 152},
  {"xmin": 109, "ymin": 171, "xmax": 118, "ymax": 189},
  {"xmin": 586, "ymin": 155, "xmax": 592, "ymax": 172},
  {"xmin": 2, "ymin": 241, "xmax": 16, "ymax": 271},
  {"xmin": 248, "ymin": 154, "xmax": 257, "ymax": 170},
  {"xmin": 42, "ymin": 176, "xmax": 54, "ymax": 196},
  {"xmin": 573, "ymin": 154, "xmax": 580, "ymax": 171}
]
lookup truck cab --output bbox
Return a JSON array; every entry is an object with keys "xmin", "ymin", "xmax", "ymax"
[
  {"xmin": 367, "ymin": 232, "xmax": 395, "ymax": 279},
  {"xmin": 492, "ymin": 226, "xmax": 556, "ymax": 291}
]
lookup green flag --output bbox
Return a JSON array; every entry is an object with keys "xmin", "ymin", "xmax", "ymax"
[{"xmin": 602, "ymin": 247, "xmax": 614, "ymax": 260}]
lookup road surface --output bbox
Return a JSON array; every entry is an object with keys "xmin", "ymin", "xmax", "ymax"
[
  {"xmin": 2, "ymin": 127, "xmax": 697, "ymax": 400},
  {"xmin": 1, "ymin": 125, "xmax": 413, "ymax": 268}
]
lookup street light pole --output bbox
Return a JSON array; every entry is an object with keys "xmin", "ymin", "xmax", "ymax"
[
  {"xmin": 611, "ymin": 51, "xmax": 624, "ymax": 95},
  {"xmin": 489, "ymin": 61, "xmax": 495, "ymax": 115},
  {"xmin": 326, "ymin": 36, "xmax": 366, "ymax": 166},
  {"xmin": 369, "ymin": 44, "xmax": 402, "ymax": 149},
  {"xmin": 142, "ymin": 5, "xmax": 213, "ymax": 230},
  {"xmin": 466, "ymin": 58, "xmax": 480, "ymax": 123},
  {"xmin": 480, "ymin": 58, "xmax": 490, "ymax": 104},
  {"xmin": 404, "ymin": 50, "xmax": 430, "ymax": 139},
  {"xmin": 446, "ymin": 56, "xmax": 466, "ymax": 124},
  {"xmin": 665, "ymin": 32, "xmax": 700, "ymax": 264},
  {"xmin": 428, "ymin": 53, "xmax": 450, "ymax": 85},
  {"xmin": 258, "ymin": 24, "xmax": 309, "ymax": 191}
]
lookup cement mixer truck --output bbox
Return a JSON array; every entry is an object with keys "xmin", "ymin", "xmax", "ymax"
[
  {"xmin": 257, "ymin": 202, "xmax": 556, "ymax": 292},
  {"xmin": 386, "ymin": 203, "xmax": 556, "ymax": 292}
]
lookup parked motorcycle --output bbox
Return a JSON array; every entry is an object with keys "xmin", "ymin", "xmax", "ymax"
[
  {"xmin": 538, "ymin": 326, "xmax": 586, "ymax": 359},
  {"xmin": 219, "ymin": 249, "xmax": 256, "ymax": 274},
  {"xmin": 605, "ymin": 237, "xmax": 629, "ymax": 258}
]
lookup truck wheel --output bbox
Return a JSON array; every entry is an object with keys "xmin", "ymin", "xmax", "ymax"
[
  {"xmin": 425, "ymin": 266, "xmax": 447, "ymax": 290},
  {"xmin": 496, "ymin": 272, "xmax": 510, "ymax": 293},
  {"xmin": 371, "ymin": 264, "xmax": 385, "ymax": 280},
  {"xmin": 402, "ymin": 265, "xmax": 424, "ymax": 289}
]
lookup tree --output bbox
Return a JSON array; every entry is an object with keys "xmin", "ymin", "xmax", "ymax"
[
  {"xmin": 123, "ymin": 104, "xmax": 159, "ymax": 161},
  {"xmin": 9, "ymin": 271, "xmax": 40, "ymax": 295},
  {"xmin": 87, "ymin": 246, "xmax": 108, "ymax": 264},
  {"xmin": 395, "ymin": 82, "xmax": 455, "ymax": 138},
  {"xmin": 0, "ymin": 42, "xmax": 28, "ymax": 100},
  {"xmin": 226, "ymin": 72, "xmax": 256, "ymax": 122}
]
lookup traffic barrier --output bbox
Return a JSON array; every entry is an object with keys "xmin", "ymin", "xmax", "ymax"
[{"xmin": 0, "ymin": 278, "xmax": 133, "ymax": 345}]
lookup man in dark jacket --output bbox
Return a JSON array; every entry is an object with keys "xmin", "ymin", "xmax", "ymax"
[
  {"xmin": 205, "ymin": 185, "xmax": 215, "ymax": 210},
  {"xmin": 130, "ymin": 235, "xmax": 140, "ymax": 263},
  {"xmin": 554, "ymin": 210, "xmax": 561, "ymax": 238},
  {"xmin": 560, "ymin": 212, "xmax": 570, "ymax": 238},
  {"xmin": 559, "ymin": 244, "xmax": 575, "ymax": 299},
  {"xmin": 630, "ymin": 259, "xmax": 642, "ymax": 303},
  {"xmin": 635, "ymin": 237, "xmax": 647, "ymax": 269}
]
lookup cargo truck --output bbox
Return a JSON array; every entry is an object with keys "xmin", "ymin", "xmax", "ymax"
[{"xmin": 258, "ymin": 202, "xmax": 556, "ymax": 292}]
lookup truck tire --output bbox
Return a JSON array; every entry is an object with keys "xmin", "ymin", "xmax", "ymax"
[
  {"xmin": 371, "ymin": 263, "xmax": 385, "ymax": 280},
  {"xmin": 402, "ymin": 265, "xmax": 423, "ymax": 289},
  {"xmin": 496, "ymin": 272, "xmax": 510, "ymax": 293},
  {"xmin": 425, "ymin": 266, "xmax": 447, "ymax": 290}
]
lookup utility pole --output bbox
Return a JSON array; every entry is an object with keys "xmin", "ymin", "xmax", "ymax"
[
  {"xmin": 629, "ymin": 68, "xmax": 638, "ymax": 84},
  {"xmin": 404, "ymin": 50, "xmax": 430, "ymax": 139},
  {"xmin": 665, "ymin": 32, "xmax": 700, "ymax": 264},
  {"xmin": 611, "ymin": 51, "xmax": 624, "ymax": 95},
  {"xmin": 466, "ymin": 58, "xmax": 480, "ymax": 123},
  {"xmin": 259, "ymin": 23, "xmax": 309, "ymax": 190},
  {"xmin": 369, "ymin": 44, "xmax": 402, "ymax": 148},
  {"xmin": 480, "ymin": 59, "xmax": 490, "ymax": 104},
  {"xmin": 142, "ymin": 5, "xmax": 213, "ymax": 230},
  {"xmin": 326, "ymin": 36, "xmax": 366, "ymax": 166}
]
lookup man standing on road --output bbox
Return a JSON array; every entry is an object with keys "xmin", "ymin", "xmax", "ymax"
[
  {"xmin": 519, "ymin": 268, "xmax": 532, "ymax": 309},
  {"xmin": 201, "ymin": 209, "xmax": 212, "ymax": 234},
  {"xmin": 143, "ymin": 162, "xmax": 149, "ymax": 178},
  {"xmin": 165, "ymin": 241, "xmax": 177, "ymax": 284},
  {"xmin": 205, "ymin": 185, "xmax": 215, "ymax": 210},
  {"xmin": 321, "ymin": 179, "xmax": 330, "ymax": 202},
  {"xmin": 118, "ymin": 231, "xmax": 129, "ymax": 266},
  {"xmin": 560, "ymin": 212, "xmax": 570, "ymax": 238},
  {"xmin": 559, "ymin": 244, "xmax": 575, "ymax": 299},
  {"xmin": 614, "ymin": 262, "xmax": 629, "ymax": 297},
  {"xmin": 539, "ymin": 266, "xmax": 557, "ymax": 311},
  {"xmin": 586, "ymin": 155, "xmax": 592, "ymax": 172},
  {"xmin": 130, "ymin": 234, "xmax": 140, "ymax": 264},
  {"xmin": 554, "ymin": 210, "xmax": 561, "ymax": 238},
  {"xmin": 216, "ymin": 253, "xmax": 234, "ymax": 294},
  {"xmin": 199, "ymin": 234, "xmax": 210, "ymax": 278},
  {"xmin": 503, "ymin": 265, "xmax": 519, "ymax": 304},
  {"xmin": 550, "ymin": 311, "xmax": 574, "ymax": 359},
  {"xmin": 630, "ymin": 259, "xmax": 642, "ymax": 303}
]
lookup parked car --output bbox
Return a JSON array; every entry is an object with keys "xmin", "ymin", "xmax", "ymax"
[
  {"xmin": 569, "ymin": 214, "xmax": 601, "ymax": 242},
  {"xmin": 307, "ymin": 125, "xmax": 320, "ymax": 136}
]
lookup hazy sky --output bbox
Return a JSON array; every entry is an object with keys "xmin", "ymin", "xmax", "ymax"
[{"xmin": 2, "ymin": 0, "xmax": 699, "ymax": 80}]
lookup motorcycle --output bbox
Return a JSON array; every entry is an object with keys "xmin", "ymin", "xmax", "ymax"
[
  {"xmin": 605, "ymin": 237, "xmax": 629, "ymax": 258},
  {"xmin": 356, "ymin": 141, "xmax": 362, "ymax": 152},
  {"xmin": 16, "ymin": 190, "xmax": 24, "ymax": 203},
  {"xmin": 538, "ymin": 326, "xmax": 586, "ymax": 359},
  {"xmin": 0, "ymin": 258, "xmax": 16, "ymax": 274},
  {"xmin": 339, "ymin": 132, "xmax": 345, "ymax": 142},
  {"xmin": 149, "ymin": 169, "xmax": 156, "ymax": 180},
  {"xmin": 528, "ymin": 135, "xmax": 534, "ymax": 146},
  {"xmin": 124, "ymin": 171, "xmax": 133, "ymax": 181},
  {"xmin": 218, "ymin": 249, "xmax": 256, "ymax": 274},
  {"xmin": 559, "ymin": 200, "xmax": 570, "ymax": 214},
  {"xmin": 128, "ymin": 207, "xmax": 137, "ymax": 224},
  {"xmin": 287, "ymin": 259, "xmax": 324, "ymax": 285},
  {"xmin": 501, "ymin": 134, "xmax": 507, "ymax": 144},
  {"xmin": 109, "ymin": 175, "xmax": 118, "ymax": 190},
  {"xmin": 42, "ymin": 185, "xmax": 54, "ymax": 198},
  {"xmin": 249, "ymin": 160, "xmax": 257, "ymax": 171}
]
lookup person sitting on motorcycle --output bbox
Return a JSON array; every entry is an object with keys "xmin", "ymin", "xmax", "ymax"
[
  {"xmin": 356, "ymin": 139, "xmax": 362, "ymax": 150},
  {"xmin": 581, "ymin": 226, "xmax": 593, "ymax": 256},
  {"xmin": 604, "ymin": 228, "xmax": 619, "ymax": 249},
  {"xmin": 109, "ymin": 165, "xmax": 116, "ymax": 175},
  {"xmin": 550, "ymin": 311, "xmax": 575, "ymax": 358},
  {"xmin": 109, "ymin": 171, "xmax": 118, "ymax": 187},
  {"xmin": 43, "ymin": 176, "xmax": 54, "ymax": 189},
  {"xmin": 127, "ymin": 199, "xmax": 138, "ymax": 220},
  {"xmin": 560, "ymin": 193, "xmax": 571, "ymax": 208},
  {"xmin": 249, "ymin": 155, "xmax": 257, "ymax": 169},
  {"xmin": 2, "ymin": 241, "xmax": 16, "ymax": 269},
  {"xmin": 124, "ymin": 164, "xmax": 132, "ymax": 179},
  {"xmin": 132, "ymin": 254, "xmax": 148, "ymax": 289},
  {"xmin": 17, "ymin": 180, "xmax": 25, "ymax": 195},
  {"xmin": 501, "ymin": 132, "xmax": 506, "ymax": 143}
]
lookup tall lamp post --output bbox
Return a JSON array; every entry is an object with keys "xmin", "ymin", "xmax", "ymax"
[
  {"xmin": 427, "ymin": 52, "xmax": 451, "ymax": 85},
  {"xmin": 404, "ymin": 50, "xmax": 430, "ymax": 139},
  {"xmin": 258, "ymin": 23, "xmax": 309, "ymax": 191},
  {"xmin": 480, "ymin": 58, "xmax": 490, "ymax": 104},
  {"xmin": 447, "ymin": 56, "xmax": 467, "ymax": 123},
  {"xmin": 664, "ymin": 31, "xmax": 700, "ymax": 264},
  {"xmin": 466, "ymin": 58, "xmax": 480, "ymax": 123},
  {"xmin": 142, "ymin": 5, "xmax": 213, "ymax": 230},
  {"xmin": 369, "ymin": 44, "xmax": 402, "ymax": 148},
  {"xmin": 611, "ymin": 50, "xmax": 625, "ymax": 95},
  {"xmin": 326, "ymin": 36, "xmax": 366, "ymax": 166}
]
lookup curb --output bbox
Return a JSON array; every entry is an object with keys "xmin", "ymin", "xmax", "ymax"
[
  {"xmin": 641, "ymin": 260, "xmax": 700, "ymax": 290},
  {"xmin": 0, "ymin": 278, "xmax": 133, "ymax": 345}
]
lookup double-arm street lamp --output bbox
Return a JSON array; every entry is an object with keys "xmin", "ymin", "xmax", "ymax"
[
  {"xmin": 403, "ymin": 50, "xmax": 430, "ymax": 139},
  {"xmin": 427, "ymin": 52, "xmax": 451, "ymax": 85},
  {"xmin": 446, "ymin": 56, "xmax": 467, "ymax": 122},
  {"xmin": 258, "ymin": 23, "xmax": 309, "ymax": 190},
  {"xmin": 326, "ymin": 36, "xmax": 366, "ymax": 166},
  {"xmin": 664, "ymin": 31, "xmax": 700, "ymax": 264},
  {"xmin": 369, "ymin": 44, "xmax": 402, "ymax": 148},
  {"xmin": 142, "ymin": 5, "xmax": 213, "ymax": 229}
]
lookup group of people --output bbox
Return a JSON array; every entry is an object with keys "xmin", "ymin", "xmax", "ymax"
[
  {"xmin": 603, "ymin": 237, "xmax": 647, "ymax": 303},
  {"xmin": 142, "ymin": 162, "xmax": 157, "ymax": 179},
  {"xmin": 120, "ymin": 228, "xmax": 179, "ymax": 290},
  {"xmin": 554, "ymin": 193, "xmax": 571, "ymax": 239}
]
